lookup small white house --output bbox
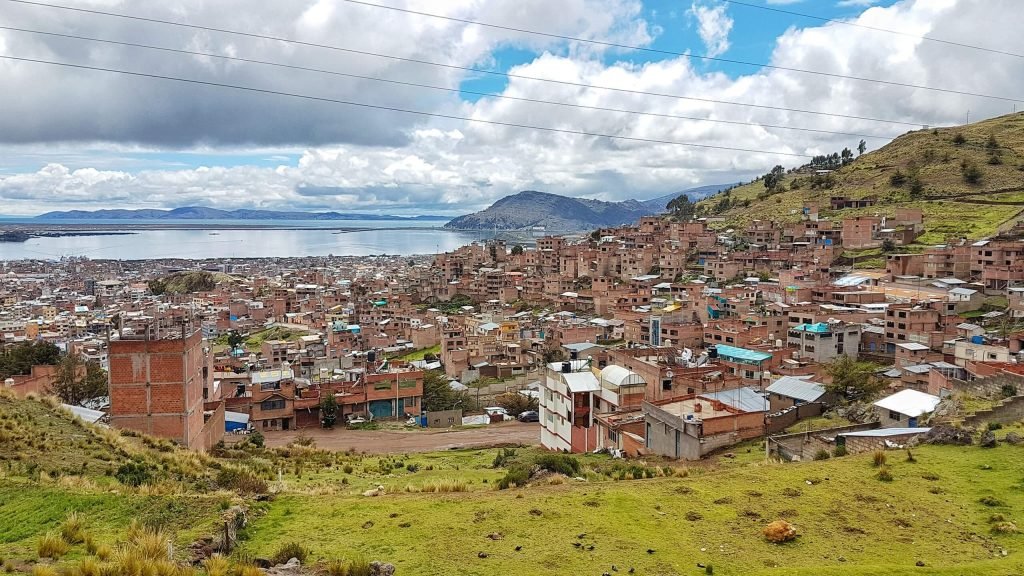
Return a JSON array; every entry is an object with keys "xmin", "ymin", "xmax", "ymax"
[{"xmin": 873, "ymin": 389, "xmax": 940, "ymax": 428}]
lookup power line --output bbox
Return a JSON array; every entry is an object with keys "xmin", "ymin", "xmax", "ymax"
[
  {"xmin": 1, "ymin": 0, "xmax": 934, "ymax": 127},
  {"xmin": 335, "ymin": 0, "xmax": 1023, "ymax": 103},
  {"xmin": 722, "ymin": 0, "xmax": 1023, "ymax": 60},
  {"xmin": 0, "ymin": 54, "xmax": 816, "ymax": 159},
  {"xmin": 0, "ymin": 25, "xmax": 899, "ymax": 142}
]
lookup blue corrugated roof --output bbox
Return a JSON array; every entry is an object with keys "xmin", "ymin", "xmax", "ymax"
[
  {"xmin": 792, "ymin": 322, "xmax": 831, "ymax": 333},
  {"xmin": 715, "ymin": 344, "xmax": 772, "ymax": 363}
]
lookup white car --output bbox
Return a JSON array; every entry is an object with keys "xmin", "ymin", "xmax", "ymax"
[{"xmin": 484, "ymin": 407, "xmax": 514, "ymax": 421}]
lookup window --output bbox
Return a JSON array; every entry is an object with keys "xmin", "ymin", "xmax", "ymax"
[
  {"xmin": 405, "ymin": 397, "xmax": 418, "ymax": 407},
  {"xmin": 261, "ymin": 398, "xmax": 285, "ymax": 411},
  {"xmin": 888, "ymin": 410, "xmax": 903, "ymax": 421}
]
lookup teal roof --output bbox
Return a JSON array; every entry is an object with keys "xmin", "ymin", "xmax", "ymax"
[
  {"xmin": 715, "ymin": 344, "xmax": 772, "ymax": 364},
  {"xmin": 792, "ymin": 322, "xmax": 831, "ymax": 334}
]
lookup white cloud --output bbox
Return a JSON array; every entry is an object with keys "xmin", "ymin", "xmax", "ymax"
[
  {"xmin": 689, "ymin": 1, "xmax": 734, "ymax": 58},
  {"xmin": 0, "ymin": 0, "xmax": 1021, "ymax": 216},
  {"xmin": 837, "ymin": 0, "xmax": 879, "ymax": 7}
]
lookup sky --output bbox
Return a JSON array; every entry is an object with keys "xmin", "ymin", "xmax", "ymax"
[{"xmin": 0, "ymin": 0, "xmax": 1021, "ymax": 216}]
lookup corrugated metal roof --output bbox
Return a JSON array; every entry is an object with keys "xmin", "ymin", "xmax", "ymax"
[
  {"xmin": 564, "ymin": 372, "xmax": 601, "ymax": 393},
  {"xmin": 839, "ymin": 428, "xmax": 931, "ymax": 438},
  {"xmin": 766, "ymin": 376, "xmax": 826, "ymax": 402},
  {"xmin": 715, "ymin": 344, "xmax": 772, "ymax": 363},
  {"xmin": 873, "ymin": 389, "xmax": 940, "ymax": 418},
  {"xmin": 702, "ymin": 387, "xmax": 767, "ymax": 413}
]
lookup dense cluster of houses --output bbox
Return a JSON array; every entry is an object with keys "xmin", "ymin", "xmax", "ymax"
[{"xmin": 3, "ymin": 197, "xmax": 1024, "ymax": 456}]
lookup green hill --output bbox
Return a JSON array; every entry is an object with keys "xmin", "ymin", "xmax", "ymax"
[
  {"xmin": 2, "ymin": 391, "xmax": 1023, "ymax": 575},
  {"xmin": 148, "ymin": 270, "xmax": 233, "ymax": 295},
  {"xmin": 697, "ymin": 112, "xmax": 1024, "ymax": 244}
]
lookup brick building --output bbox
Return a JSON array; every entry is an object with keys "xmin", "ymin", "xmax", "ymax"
[{"xmin": 108, "ymin": 330, "xmax": 223, "ymax": 450}]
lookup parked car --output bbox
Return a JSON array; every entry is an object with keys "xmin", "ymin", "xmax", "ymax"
[
  {"xmin": 483, "ymin": 406, "xmax": 514, "ymax": 421},
  {"xmin": 517, "ymin": 410, "xmax": 540, "ymax": 423}
]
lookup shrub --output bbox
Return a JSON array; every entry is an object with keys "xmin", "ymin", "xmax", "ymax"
[
  {"xmin": 980, "ymin": 495, "xmax": 1005, "ymax": 507},
  {"xmin": 889, "ymin": 170, "xmax": 907, "ymax": 187},
  {"xmin": 204, "ymin": 556, "xmax": 230, "ymax": 576},
  {"xmin": 961, "ymin": 160, "xmax": 982, "ymax": 184},
  {"xmin": 492, "ymin": 448, "xmax": 518, "ymax": 468},
  {"xmin": 95, "ymin": 544, "xmax": 112, "ymax": 561},
  {"xmin": 271, "ymin": 542, "xmax": 310, "ymax": 565},
  {"xmin": 876, "ymin": 468, "xmax": 893, "ymax": 482},
  {"xmin": 60, "ymin": 512, "xmax": 86, "ymax": 544},
  {"xmin": 872, "ymin": 450, "xmax": 887, "ymax": 467},
  {"xmin": 115, "ymin": 461, "xmax": 153, "ymax": 487},
  {"xmin": 405, "ymin": 462, "xmax": 420, "ymax": 473},
  {"xmin": 813, "ymin": 449, "xmax": 830, "ymax": 461},
  {"xmin": 326, "ymin": 556, "xmax": 373, "ymax": 576},
  {"xmin": 992, "ymin": 521, "xmax": 1019, "ymax": 534},
  {"xmin": 905, "ymin": 450, "xmax": 916, "ymax": 463},
  {"xmin": 30, "ymin": 566, "xmax": 58, "ymax": 576},
  {"xmin": 497, "ymin": 465, "xmax": 531, "ymax": 489},
  {"xmin": 85, "ymin": 535, "xmax": 98, "ymax": 555},
  {"xmin": 763, "ymin": 520, "xmax": 797, "ymax": 543},
  {"xmin": 832, "ymin": 445, "xmax": 848, "ymax": 457},
  {"xmin": 534, "ymin": 454, "xmax": 581, "ymax": 477},
  {"xmin": 248, "ymin": 431, "xmax": 265, "ymax": 448},
  {"xmin": 37, "ymin": 532, "xmax": 69, "ymax": 558},
  {"xmin": 952, "ymin": 133, "xmax": 967, "ymax": 145},
  {"xmin": 216, "ymin": 466, "xmax": 269, "ymax": 495},
  {"xmin": 419, "ymin": 479, "xmax": 469, "ymax": 493},
  {"xmin": 988, "ymin": 422, "xmax": 1003, "ymax": 431},
  {"xmin": 342, "ymin": 464, "xmax": 354, "ymax": 474},
  {"xmin": 77, "ymin": 557, "xmax": 101, "ymax": 576}
]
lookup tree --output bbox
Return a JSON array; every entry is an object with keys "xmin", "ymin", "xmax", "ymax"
[
  {"xmin": 667, "ymin": 194, "xmax": 695, "ymax": 220},
  {"xmin": 422, "ymin": 370, "xmax": 468, "ymax": 412},
  {"xmin": 763, "ymin": 165, "xmax": 785, "ymax": 191},
  {"xmin": 857, "ymin": 139, "xmax": 867, "ymax": 156},
  {"xmin": 494, "ymin": 392, "xmax": 538, "ymax": 416},
  {"xmin": 841, "ymin": 148, "xmax": 854, "ymax": 165},
  {"xmin": 226, "ymin": 330, "xmax": 244, "ymax": 350},
  {"xmin": 511, "ymin": 244, "xmax": 524, "ymax": 256},
  {"xmin": 48, "ymin": 354, "xmax": 108, "ymax": 406},
  {"xmin": 881, "ymin": 239, "xmax": 897, "ymax": 253},
  {"xmin": 319, "ymin": 393, "xmax": 338, "ymax": 428},
  {"xmin": 0, "ymin": 341, "xmax": 61, "ymax": 379},
  {"xmin": 824, "ymin": 355, "xmax": 885, "ymax": 403}
]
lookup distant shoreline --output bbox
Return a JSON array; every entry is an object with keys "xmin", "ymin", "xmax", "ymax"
[{"xmin": 0, "ymin": 222, "xmax": 450, "ymax": 232}]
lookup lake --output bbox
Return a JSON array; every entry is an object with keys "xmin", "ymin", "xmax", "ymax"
[{"xmin": 0, "ymin": 219, "xmax": 501, "ymax": 260}]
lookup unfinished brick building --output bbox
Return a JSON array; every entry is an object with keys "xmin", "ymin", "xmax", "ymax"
[{"xmin": 109, "ymin": 329, "xmax": 223, "ymax": 450}]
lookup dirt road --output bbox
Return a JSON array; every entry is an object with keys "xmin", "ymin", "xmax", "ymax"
[{"xmin": 261, "ymin": 421, "xmax": 540, "ymax": 454}]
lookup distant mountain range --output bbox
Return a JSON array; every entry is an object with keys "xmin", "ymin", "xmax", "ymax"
[
  {"xmin": 34, "ymin": 207, "xmax": 449, "ymax": 221},
  {"xmin": 444, "ymin": 184, "xmax": 731, "ymax": 231}
]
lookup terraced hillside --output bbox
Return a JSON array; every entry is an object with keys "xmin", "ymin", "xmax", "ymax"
[{"xmin": 697, "ymin": 112, "xmax": 1024, "ymax": 244}]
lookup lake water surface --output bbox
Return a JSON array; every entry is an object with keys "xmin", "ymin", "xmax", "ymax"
[{"xmin": 0, "ymin": 219, "xmax": 499, "ymax": 260}]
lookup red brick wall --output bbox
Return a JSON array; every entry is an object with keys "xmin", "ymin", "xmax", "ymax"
[{"xmin": 108, "ymin": 331, "xmax": 215, "ymax": 449}]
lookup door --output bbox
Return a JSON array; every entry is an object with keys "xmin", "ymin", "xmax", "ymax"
[{"xmin": 369, "ymin": 400, "xmax": 394, "ymax": 419}]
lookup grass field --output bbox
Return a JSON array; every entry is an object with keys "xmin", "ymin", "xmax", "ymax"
[
  {"xmin": 2, "ymin": 394, "xmax": 1024, "ymax": 576},
  {"xmin": 236, "ymin": 442, "xmax": 1024, "ymax": 576}
]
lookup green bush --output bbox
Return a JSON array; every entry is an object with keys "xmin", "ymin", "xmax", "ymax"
[
  {"xmin": 492, "ymin": 448, "xmax": 518, "ymax": 468},
  {"xmin": 533, "ymin": 454, "xmax": 581, "ymax": 476},
  {"xmin": 988, "ymin": 422, "xmax": 1003, "ymax": 431},
  {"xmin": 248, "ymin": 431, "xmax": 265, "ymax": 448},
  {"xmin": 271, "ymin": 541, "xmax": 310, "ymax": 565},
  {"xmin": 216, "ymin": 466, "xmax": 269, "ymax": 494},
  {"xmin": 497, "ymin": 465, "xmax": 531, "ymax": 490},
  {"xmin": 813, "ymin": 449, "xmax": 831, "ymax": 461},
  {"xmin": 832, "ymin": 445, "xmax": 848, "ymax": 457},
  {"xmin": 114, "ymin": 461, "xmax": 153, "ymax": 487},
  {"xmin": 876, "ymin": 468, "xmax": 894, "ymax": 482}
]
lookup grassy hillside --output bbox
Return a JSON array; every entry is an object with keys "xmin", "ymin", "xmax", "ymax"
[
  {"xmin": 698, "ymin": 112, "xmax": 1024, "ymax": 243},
  {"xmin": 2, "ymin": 392, "xmax": 1023, "ymax": 575}
]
